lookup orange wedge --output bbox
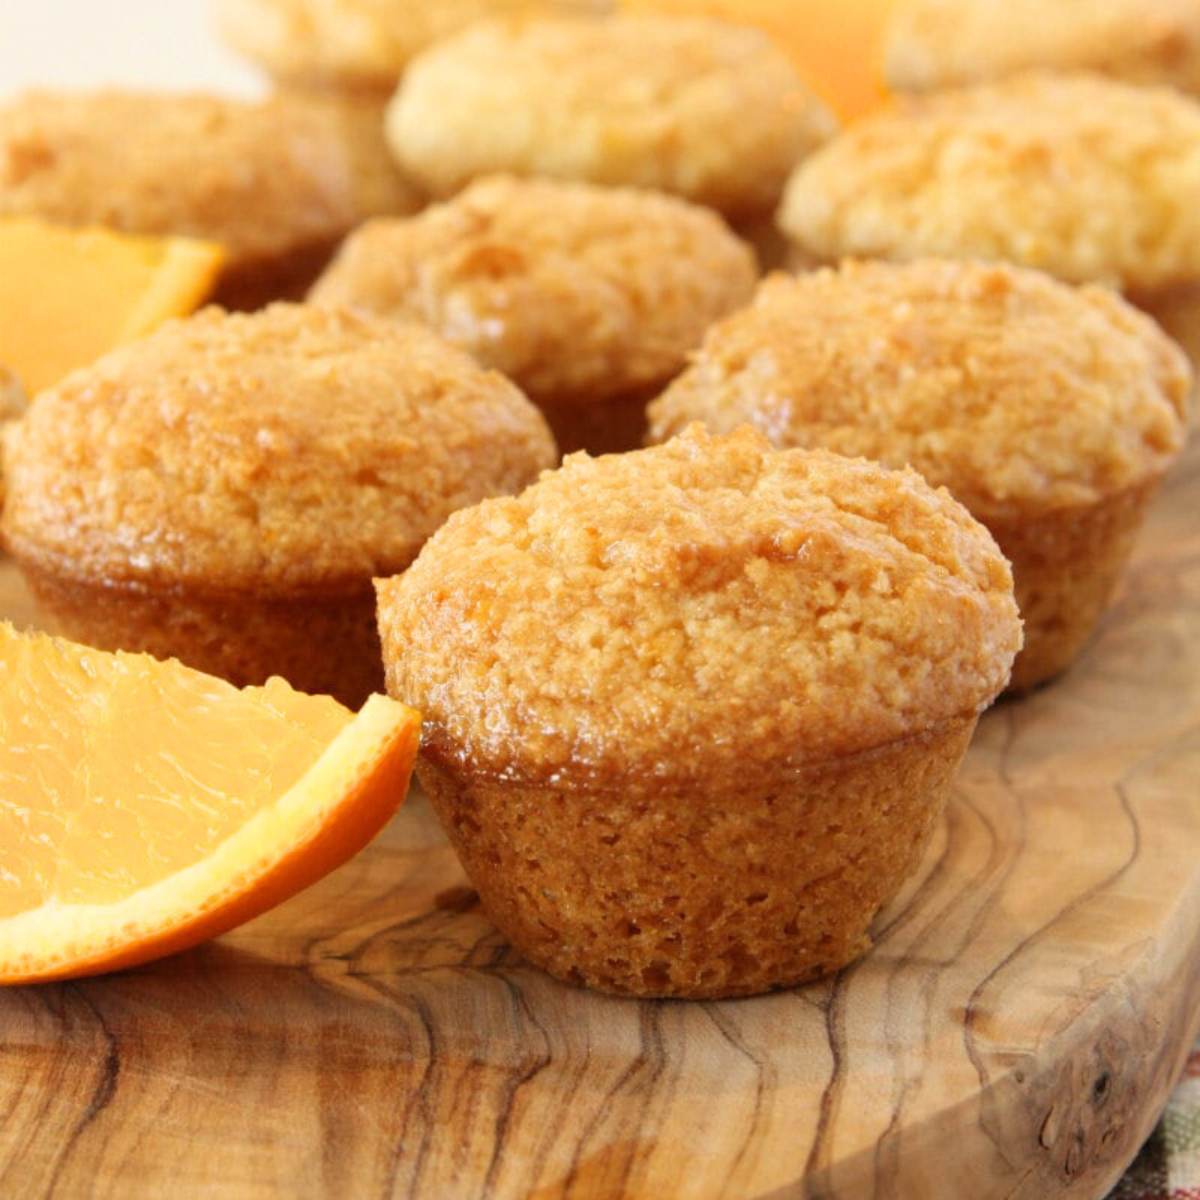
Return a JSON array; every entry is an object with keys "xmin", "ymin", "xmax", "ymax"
[
  {"xmin": 0, "ymin": 217, "xmax": 226, "ymax": 396},
  {"xmin": 622, "ymin": 0, "xmax": 895, "ymax": 123},
  {"xmin": 0, "ymin": 622, "xmax": 420, "ymax": 985}
]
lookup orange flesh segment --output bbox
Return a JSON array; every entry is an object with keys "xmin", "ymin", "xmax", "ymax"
[
  {"xmin": 0, "ymin": 217, "xmax": 226, "ymax": 395},
  {"xmin": 621, "ymin": 0, "xmax": 895, "ymax": 123},
  {"xmin": 0, "ymin": 623, "xmax": 420, "ymax": 983}
]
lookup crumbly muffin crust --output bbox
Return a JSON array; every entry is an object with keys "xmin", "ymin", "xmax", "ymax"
[
  {"xmin": 649, "ymin": 262, "xmax": 1191, "ymax": 516},
  {"xmin": 310, "ymin": 175, "xmax": 757, "ymax": 406},
  {"xmin": 386, "ymin": 16, "xmax": 835, "ymax": 218},
  {"xmin": 378, "ymin": 425, "xmax": 1021, "ymax": 788},
  {"xmin": 0, "ymin": 90, "xmax": 419, "ymax": 272},
  {"xmin": 887, "ymin": 0, "xmax": 1200, "ymax": 94},
  {"xmin": 216, "ymin": 0, "xmax": 613, "ymax": 91},
  {"xmin": 3, "ymin": 304, "xmax": 555, "ymax": 595},
  {"xmin": 779, "ymin": 72, "xmax": 1200, "ymax": 292}
]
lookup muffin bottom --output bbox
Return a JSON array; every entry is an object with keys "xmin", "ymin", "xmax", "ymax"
[
  {"xmin": 538, "ymin": 388, "xmax": 653, "ymax": 458},
  {"xmin": 419, "ymin": 713, "xmax": 977, "ymax": 999},
  {"xmin": 19, "ymin": 563, "xmax": 383, "ymax": 708},
  {"xmin": 993, "ymin": 479, "xmax": 1161, "ymax": 693}
]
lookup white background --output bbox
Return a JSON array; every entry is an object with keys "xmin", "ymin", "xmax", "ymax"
[{"xmin": 0, "ymin": 0, "xmax": 261, "ymax": 97}]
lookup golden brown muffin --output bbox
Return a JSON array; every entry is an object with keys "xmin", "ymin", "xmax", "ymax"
[
  {"xmin": 0, "ymin": 90, "xmax": 421, "ymax": 309},
  {"xmin": 386, "ymin": 15, "xmax": 835, "ymax": 222},
  {"xmin": 215, "ymin": 0, "xmax": 614, "ymax": 94},
  {"xmin": 377, "ymin": 425, "xmax": 1021, "ymax": 998},
  {"xmin": 649, "ymin": 262, "xmax": 1191, "ymax": 691},
  {"xmin": 778, "ymin": 73, "xmax": 1200, "ymax": 294},
  {"xmin": 887, "ymin": 0, "xmax": 1200, "ymax": 94},
  {"xmin": 310, "ymin": 175, "xmax": 757, "ymax": 454},
  {"xmin": 2, "ymin": 304, "xmax": 555, "ymax": 705}
]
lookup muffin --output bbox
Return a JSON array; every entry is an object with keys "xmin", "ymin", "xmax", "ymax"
[
  {"xmin": 777, "ymin": 72, "xmax": 1200, "ymax": 381},
  {"xmin": 887, "ymin": 0, "xmax": 1200, "ymax": 94},
  {"xmin": 648, "ymin": 262, "xmax": 1190, "ymax": 691},
  {"xmin": 310, "ymin": 175, "xmax": 757, "ymax": 454},
  {"xmin": 377, "ymin": 425, "xmax": 1022, "ymax": 998},
  {"xmin": 385, "ymin": 15, "xmax": 835, "ymax": 229},
  {"xmin": 2, "ymin": 304, "xmax": 555, "ymax": 706},
  {"xmin": 215, "ymin": 0, "xmax": 614, "ymax": 95},
  {"xmin": 0, "ymin": 90, "xmax": 421, "ymax": 309}
]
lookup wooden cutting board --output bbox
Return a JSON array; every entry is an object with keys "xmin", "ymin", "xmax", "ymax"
[{"xmin": 1, "ymin": 437, "xmax": 1198, "ymax": 1200}]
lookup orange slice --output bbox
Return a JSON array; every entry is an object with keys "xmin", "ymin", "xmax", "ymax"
[
  {"xmin": 622, "ymin": 0, "xmax": 895, "ymax": 123},
  {"xmin": 0, "ymin": 623, "xmax": 420, "ymax": 985},
  {"xmin": 0, "ymin": 217, "xmax": 226, "ymax": 396}
]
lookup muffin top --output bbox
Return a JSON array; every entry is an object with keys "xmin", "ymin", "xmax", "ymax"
[
  {"xmin": 215, "ymin": 0, "xmax": 612, "ymax": 90},
  {"xmin": 0, "ymin": 90, "xmax": 419, "ymax": 268},
  {"xmin": 378, "ymin": 425, "xmax": 1021, "ymax": 788},
  {"xmin": 386, "ymin": 15, "xmax": 835, "ymax": 218},
  {"xmin": 2, "ymin": 304, "xmax": 555, "ymax": 594},
  {"xmin": 887, "ymin": 0, "xmax": 1200, "ymax": 94},
  {"xmin": 778, "ymin": 72, "xmax": 1200, "ymax": 292},
  {"xmin": 648, "ymin": 262, "xmax": 1191, "ymax": 517},
  {"xmin": 310, "ymin": 175, "xmax": 757, "ymax": 405}
]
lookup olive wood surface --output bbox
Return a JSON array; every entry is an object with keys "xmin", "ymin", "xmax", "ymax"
[{"xmin": 0, "ymin": 436, "xmax": 1197, "ymax": 1199}]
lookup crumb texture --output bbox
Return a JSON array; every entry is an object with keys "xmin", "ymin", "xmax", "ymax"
[
  {"xmin": 887, "ymin": 0, "xmax": 1200, "ymax": 93},
  {"xmin": 216, "ymin": 0, "xmax": 612, "ymax": 89},
  {"xmin": 3, "ymin": 304, "xmax": 555, "ymax": 593},
  {"xmin": 649, "ymin": 261, "xmax": 1191, "ymax": 514},
  {"xmin": 311, "ymin": 175, "xmax": 757, "ymax": 405},
  {"xmin": 0, "ymin": 90, "xmax": 417, "ymax": 268},
  {"xmin": 386, "ymin": 16, "xmax": 835, "ymax": 217},
  {"xmin": 378, "ymin": 425, "xmax": 1021, "ymax": 785},
  {"xmin": 419, "ymin": 714, "xmax": 973, "ymax": 998},
  {"xmin": 779, "ymin": 72, "xmax": 1200, "ymax": 291}
]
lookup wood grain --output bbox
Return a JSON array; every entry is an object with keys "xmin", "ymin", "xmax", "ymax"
[{"xmin": 1, "ymin": 437, "xmax": 1198, "ymax": 1199}]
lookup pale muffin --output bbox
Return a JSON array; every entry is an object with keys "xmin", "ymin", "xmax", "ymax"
[
  {"xmin": 887, "ymin": 0, "xmax": 1200, "ymax": 94},
  {"xmin": 649, "ymin": 262, "xmax": 1191, "ymax": 691},
  {"xmin": 0, "ymin": 90, "xmax": 421, "ymax": 309},
  {"xmin": 310, "ymin": 175, "xmax": 757, "ymax": 454},
  {"xmin": 215, "ymin": 0, "xmax": 613, "ymax": 93},
  {"xmin": 2, "ymin": 305, "xmax": 555, "ymax": 705},
  {"xmin": 377, "ymin": 425, "xmax": 1021, "ymax": 998},
  {"xmin": 386, "ymin": 15, "xmax": 835, "ymax": 222},
  {"xmin": 779, "ymin": 71, "xmax": 1200, "ymax": 389},
  {"xmin": 779, "ymin": 73, "xmax": 1200, "ymax": 293}
]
